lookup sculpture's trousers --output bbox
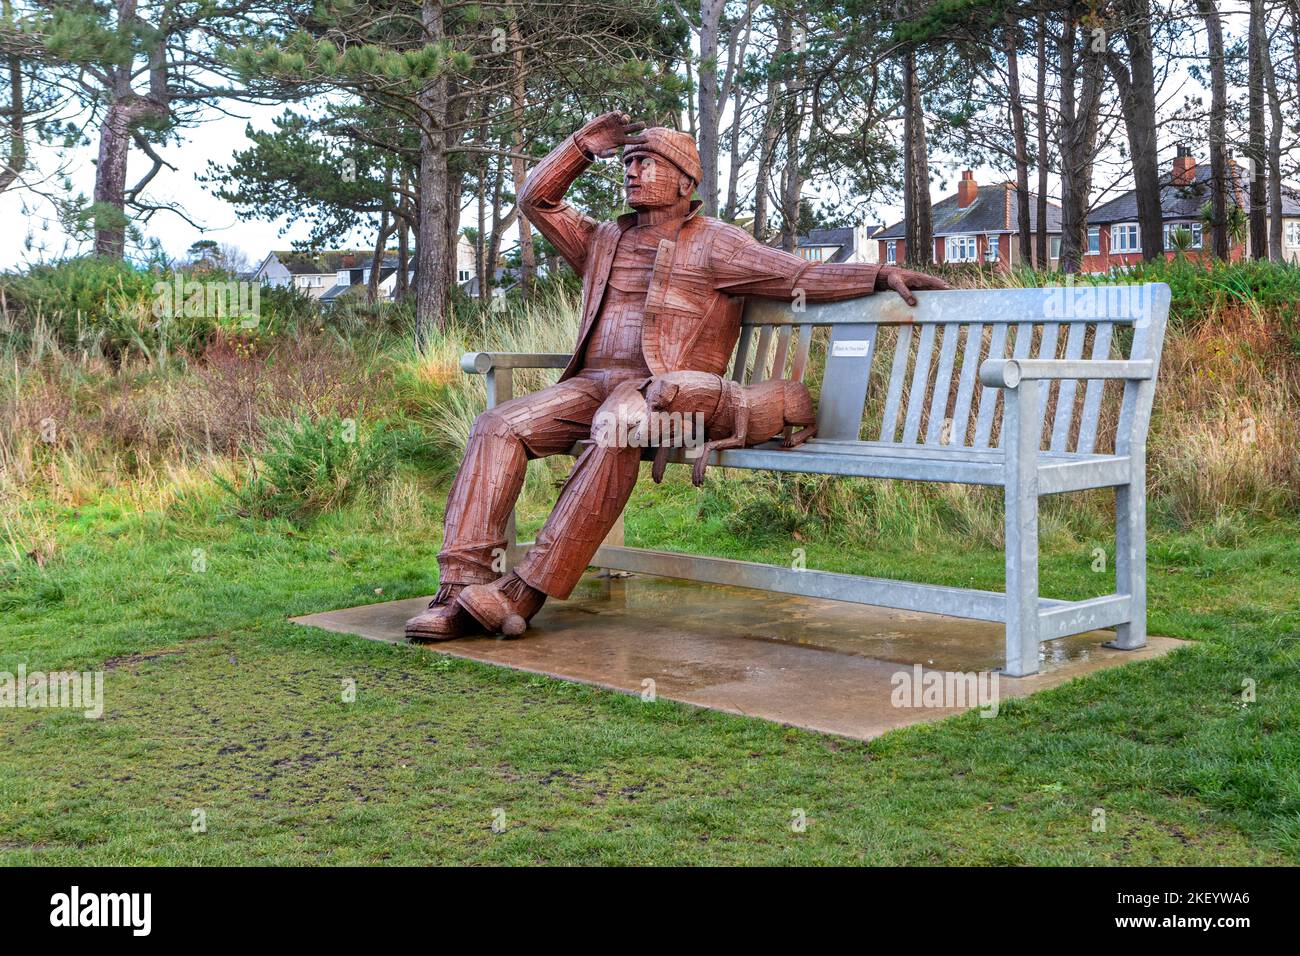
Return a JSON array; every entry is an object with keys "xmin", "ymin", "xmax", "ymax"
[{"xmin": 438, "ymin": 368, "xmax": 650, "ymax": 600}]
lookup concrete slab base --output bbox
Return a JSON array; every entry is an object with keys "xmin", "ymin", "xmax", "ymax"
[{"xmin": 292, "ymin": 572, "xmax": 1188, "ymax": 740}]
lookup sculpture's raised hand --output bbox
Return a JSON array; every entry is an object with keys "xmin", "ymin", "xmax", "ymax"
[
  {"xmin": 875, "ymin": 266, "xmax": 951, "ymax": 308},
  {"xmin": 575, "ymin": 111, "xmax": 648, "ymax": 159}
]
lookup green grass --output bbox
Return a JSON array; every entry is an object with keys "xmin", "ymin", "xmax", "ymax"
[{"xmin": 1, "ymin": 472, "xmax": 1297, "ymax": 865}]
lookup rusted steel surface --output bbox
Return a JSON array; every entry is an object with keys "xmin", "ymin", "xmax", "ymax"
[{"xmin": 406, "ymin": 113, "xmax": 941, "ymax": 641}]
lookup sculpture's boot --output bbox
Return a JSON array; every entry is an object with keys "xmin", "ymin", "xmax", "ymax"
[
  {"xmin": 404, "ymin": 584, "xmax": 483, "ymax": 641},
  {"xmin": 456, "ymin": 573, "xmax": 547, "ymax": 637}
]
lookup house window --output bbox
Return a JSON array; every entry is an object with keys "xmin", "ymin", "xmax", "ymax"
[
  {"xmin": 1163, "ymin": 222, "xmax": 1203, "ymax": 250},
  {"xmin": 1111, "ymin": 223, "xmax": 1141, "ymax": 254},
  {"xmin": 1284, "ymin": 221, "xmax": 1300, "ymax": 247},
  {"xmin": 984, "ymin": 235, "xmax": 1000, "ymax": 262},
  {"xmin": 945, "ymin": 235, "xmax": 978, "ymax": 263},
  {"xmin": 1087, "ymin": 227, "xmax": 1101, "ymax": 255},
  {"xmin": 799, "ymin": 246, "xmax": 830, "ymax": 261},
  {"xmin": 886, "ymin": 241, "xmax": 897, "ymax": 265},
  {"xmin": 1049, "ymin": 236, "xmax": 1062, "ymax": 260},
  {"xmin": 458, "ymin": 269, "xmax": 471, "ymax": 283}
]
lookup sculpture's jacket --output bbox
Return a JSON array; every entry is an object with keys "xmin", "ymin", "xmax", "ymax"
[{"xmin": 519, "ymin": 135, "xmax": 885, "ymax": 382}]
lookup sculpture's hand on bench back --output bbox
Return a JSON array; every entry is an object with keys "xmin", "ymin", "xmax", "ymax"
[{"xmin": 875, "ymin": 265, "xmax": 951, "ymax": 307}]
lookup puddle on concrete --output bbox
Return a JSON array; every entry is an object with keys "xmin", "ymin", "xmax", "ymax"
[
  {"xmin": 560, "ymin": 573, "xmax": 1106, "ymax": 673},
  {"xmin": 293, "ymin": 570, "xmax": 1187, "ymax": 740}
]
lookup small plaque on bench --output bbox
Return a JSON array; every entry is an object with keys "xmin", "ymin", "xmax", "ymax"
[{"xmin": 831, "ymin": 339, "xmax": 872, "ymax": 358}]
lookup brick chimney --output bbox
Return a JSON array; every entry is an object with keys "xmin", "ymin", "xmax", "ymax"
[
  {"xmin": 341, "ymin": 252, "xmax": 357, "ymax": 268},
  {"xmin": 957, "ymin": 170, "xmax": 978, "ymax": 208},
  {"xmin": 1172, "ymin": 145, "xmax": 1196, "ymax": 186}
]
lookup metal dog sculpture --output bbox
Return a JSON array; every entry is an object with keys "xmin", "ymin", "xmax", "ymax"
[{"xmin": 645, "ymin": 371, "xmax": 818, "ymax": 486}]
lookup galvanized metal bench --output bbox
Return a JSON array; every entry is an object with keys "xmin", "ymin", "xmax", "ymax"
[{"xmin": 461, "ymin": 284, "xmax": 1170, "ymax": 677}]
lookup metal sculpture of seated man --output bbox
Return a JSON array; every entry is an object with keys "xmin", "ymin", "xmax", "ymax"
[
  {"xmin": 644, "ymin": 371, "xmax": 818, "ymax": 487},
  {"xmin": 406, "ymin": 111, "xmax": 949, "ymax": 640}
]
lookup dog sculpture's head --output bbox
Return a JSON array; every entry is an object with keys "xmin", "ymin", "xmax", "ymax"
[{"xmin": 645, "ymin": 379, "xmax": 681, "ymax": 411}]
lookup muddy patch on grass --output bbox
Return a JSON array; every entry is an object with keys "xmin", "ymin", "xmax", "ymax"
[{"xmin": 102, "ymin": 637, "xmax": 214, "ymax": 672}]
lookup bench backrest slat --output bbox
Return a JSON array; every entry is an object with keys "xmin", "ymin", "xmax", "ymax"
[
  {"xmin": 949, "ymin": 322, "xmax": 984, "ymax": 446},
  {"xmin": 879, "ymin": 324, "xmax": 913, "ymax": 441},
  {"xmin": 1075, "ymin": 321, "xmax": 1114, "ymax": 454},
  {"xmin": 973, "ymin": 322, "xmax": 1010, "ymax": 447},
  {"xmin": 996, "ymin": 322, "xmax": 1037, "ymax": 448},
  {"xmin": 1050, "ymin": 321, "xmax": 1089, "ymax": 451},
  {"xmin": 1114, "ymin": 286, "xmax": 1170, "ymax": 456},
  {"xmin": 731, "ymin": 325, "xmax": 754, "ymax": 382},
  {"xmin": 770, "ymin": 326, "xmax": 793, "ymax": 380},
  {"xmin": 1034, "ymin": 322, "xmax": 1061, "ymax": 442},
  {"xmin": 734, "ymin": 285, "xmax": 1168, "ymax": 455},
  {"xmin": 788, "ymin": 325, "xmax": 814, "ymax": 383},
  {"xmin": 924, "ymin": 324, "xmax": 961, "ymax": 445},
  {"xmin": 901, "ymin": 323, "xmax": 937, "ymax": 443},
  {"xmin": 750, "ymin": 326, "xmax": 775, "ymax": 382},
  {"xmin": 819, "ymin": 323, "xmax": 879, "ymax": 440}
]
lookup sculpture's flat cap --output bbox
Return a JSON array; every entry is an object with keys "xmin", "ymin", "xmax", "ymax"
[{"xmin": 623, "ymin": 128, "xmax": 703, "ymax": 186}]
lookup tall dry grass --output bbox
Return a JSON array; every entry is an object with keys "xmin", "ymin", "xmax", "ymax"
[
  {"xmin": 388, "ymin": 288, "xmax": 582, "ymax": 501},
  {"xmin": 0, "ymin": 316, "xmax": 385, "ymax": 506},
  {"xmin": 1, "ymin": 272, "xmax": 1295, "ymax": 560},
  {"xmin": 1149, "ymin": 305, "xmax": 1300, "ymax": 522}
]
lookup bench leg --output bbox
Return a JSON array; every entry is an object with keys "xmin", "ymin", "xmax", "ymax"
[
  {"xmin": 1003, "ymin": 382, "xmax": 1040, "ymax": 677},
  {"xmin": 1110, "ymin": 459, "xmax": 1147, "ymax": 650},
  {"xmin": 1004, "ymin": 484, "xmax": 1041, "ymax": 677}
]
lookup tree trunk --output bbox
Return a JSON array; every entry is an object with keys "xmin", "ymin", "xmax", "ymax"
[
  {"xmin": 1263, "ymin": 27, "xmax": 1284, "ymax": 260},
  {"xmin": 684, "ymin": 54, "xmax": 697, "ymax": 139},
  {"xmin": 397, "ymin": 168, "xmax": 411, "ymax": 299},
  {"xmin": 902, "ymin": 48, "xmax": 932, "ymax": 268},
  {"xmin": 752, "ymin": 20, "xmax": 788, "ymax": 244},
  {"xmin": 487, "ymin": 136, "xmax": 508, "ymax": 298},
  {"xmin": 778, "ymin": 25, "xmax": 806, "ymax": 253},
  {"xmin": 1107, "ymin": 1, "xmax": 1163, "ymax": 262},
  {"xmin": 1056, "ymin": 17, "xmax": 1104, "ymax": 273},
  {"xmin": 414, "ymin": 0, "xmax": 451, "ymax": 344},
  {"xmin": 721, "ymin": 18, "xmax": 753, "ymax": 222},
  {"xmin": 1248, "ymin": 0, "xmax": 1267, "ymax": 259},
  {"xmin": 1035, "ymin": 9, "xmax": 1048, "ymax": 267},
  {"xmin": 367, "ymin": 167, "xmax": 394, "ymax": 305},
  {"xmin": 1004, "ymin": 12, "xmax": 1032, "ymax": 266},
  {"xmin": 93, "ymin": 101, "xmax": 136, "ymax": 258},
  {"xmin": 446, "ymin": 164, "xmax": 464, "ymax": 293},
  {"xmin": 1196, "ymin": 0, "xmax": 1229, "ymax": 259},
  {"xmin": 1, "ymin": 0, "xmax": 26, "ymax": 196},
  {"xmin": 508, "ymin": 8, "xmax": 534, "ymax": 295},
  {"xmin": 697, "ymin": 0, "xmax": 723, "ymax": 216},
  {"xmin": 475, "ymin": 166, "xmax": 488, "ymax": 302}
]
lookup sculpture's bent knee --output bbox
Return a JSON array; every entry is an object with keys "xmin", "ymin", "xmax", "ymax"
[{"xmin": 469, "ymin": 406, "xmax": 515, "ymax": 442}]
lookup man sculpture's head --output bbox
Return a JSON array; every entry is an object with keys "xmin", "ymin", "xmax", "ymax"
[{"xmin": 622, "ymin": 128, "xmax": 702, "ymax": 210}]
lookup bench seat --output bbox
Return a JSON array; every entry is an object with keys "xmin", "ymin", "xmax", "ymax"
[{"xmin": 648, "ymin": 440, "xmax": 1132, "ymax": 494}]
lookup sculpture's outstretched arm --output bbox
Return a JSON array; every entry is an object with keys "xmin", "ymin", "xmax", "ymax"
[{"xmin": 711, "ymin": 231, "xmax": 949, "ymax": 306}]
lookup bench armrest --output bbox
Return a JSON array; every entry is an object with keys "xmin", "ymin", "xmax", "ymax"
[
  {"xmin": 979, "ymin": 358, "xmax": 1154, "ymax": 389},
  {"xmin": 460, "ymin": 351, "xmax": 572, "ymax": 375}
]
